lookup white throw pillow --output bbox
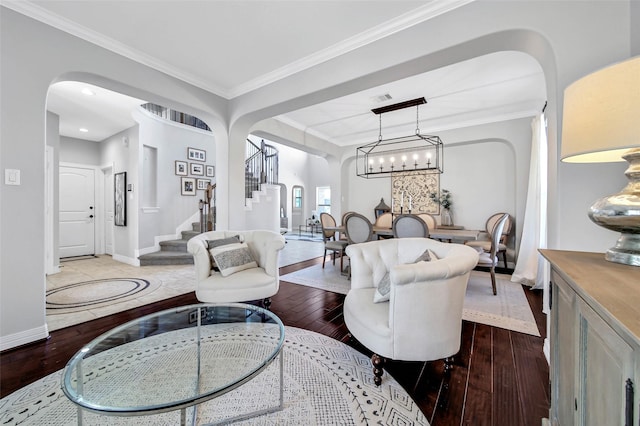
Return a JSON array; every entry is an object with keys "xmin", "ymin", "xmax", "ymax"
[
  {"xmin": 206, "ymin": 235, "xmax": 241, "ymax": 271},
  {"xmin": 373, "ymin": 248, "xmax": 438, "ymax": 303},
  {"xmin": 373, "ymin": 272, "xmax": 391, "ymax": 303},
  {"xmin": 210, "ymin": 242, "xmax": 258, "ymax": 277}
]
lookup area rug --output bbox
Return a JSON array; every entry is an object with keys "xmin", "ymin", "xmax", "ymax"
[
  {"xmin": 46, "ymin": 278, "xmax": 162, "ymax": 315},
  {"xmin": 281, "ymin": 265, "xmax": 540, "ymax": 337},
  {"xmin": 0, "ymin": 326, "xmax": 429, "ymax": 425},
  {"xmin": 279, "ymin": 239, "xmax": 325, "ymax": 267}
]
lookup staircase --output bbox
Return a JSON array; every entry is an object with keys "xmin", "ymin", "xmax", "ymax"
[{"xmin": 138, "ymin": 222, "xmax": 202, "ymax": 266}]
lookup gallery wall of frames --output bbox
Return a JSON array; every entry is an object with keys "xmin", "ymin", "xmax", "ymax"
[{"xmin": 175, "ymin": 147, "xmax": 215, "ymax": 196}]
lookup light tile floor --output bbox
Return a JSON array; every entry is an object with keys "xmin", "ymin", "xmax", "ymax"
[{"xmin": 46, "ymin": 239, "xmax": 325, "ymax": 331}]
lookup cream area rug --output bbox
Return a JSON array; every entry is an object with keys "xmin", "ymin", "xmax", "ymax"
[
  {"xmin": 0, "ymin": 326, "xmax": 429, "ymax": 426},
  {"xmin": 281, "ymin": 265, "xmax": 540, "ymax": 337},
  {"xmin": 46, "ymin": 256, "xmax": 196, "ymax": 331},
  {"xmin": 46, "ymin": 278, "xmax": 162, "ymax": 314}
]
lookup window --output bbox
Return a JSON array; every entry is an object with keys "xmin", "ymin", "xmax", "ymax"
[
  {"xmin": 316, "ymin": 186, "xmax": 331, "ymax": 215},
  {"xmin": 293, "ymin": 186, "xmax": 303, "ymax": 209}
]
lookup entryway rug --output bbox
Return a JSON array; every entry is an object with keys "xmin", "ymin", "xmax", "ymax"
[
  {"xmin": 281, "ymin": 265, "xmax": 540, "ymax": 337},
  {"xmin": 0, "ymin": 326, "xmax": 429, "ymax": 425},
  {"xmin": 46, "ymin": 278, "xmax": 162, "ymax": 314}
]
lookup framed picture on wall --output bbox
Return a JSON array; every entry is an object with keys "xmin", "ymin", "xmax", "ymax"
[
  {"xmin": 190, "ymin": 163, "xmax": 204, "ymax": 175},
  {"xmin": 187, "ymin": 147, "xmax": 206, "ymax": 162},
  {"xmin": 175, "ymin": 160, "xmax": 187, "ymax": 176},
  {"xmin": 197, "ymin": 178, "xmax": 210, "ymax": 190},
  {"xmin": 114, "ymin": 172, "xmax": 127, "ymax": 226},
  {"xmin": 206, "ymin": 165, "xmax": 215, "ymax": 177},
  {"xmin": 181, "ymin": 177, "xmax": 196, "ymax": 196}
]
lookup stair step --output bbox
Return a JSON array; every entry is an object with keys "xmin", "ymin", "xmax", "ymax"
[
  {"xmin": 139, "ymin": 251, "xmax": 194, "ymax": 266},
  {"xmin": 182, "ymin": 230, "xmax": 201, "ymax": 240},
  {"xmin": 159, "ymin": 239, "xmax": 188, "ymax": 252}
]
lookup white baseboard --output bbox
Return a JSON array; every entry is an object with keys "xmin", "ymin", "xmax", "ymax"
[
  {"xmin": 0, "ymin": 324, "xmax": 49, "ymax": 351},
  {"xmin": 112, "ymin": 253, "xmax": 140, "ymax": 267}
]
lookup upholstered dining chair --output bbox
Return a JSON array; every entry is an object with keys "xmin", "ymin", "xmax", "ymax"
[
  {"xmin": 374, "ymin": 212, "xmax": 393, "ymax": 239},
  {"xmin": 417, "ymin": 213, "xmax": 437, "ymax": 234},
  {"xmin": 374, "ymin": 212, "xmax": 393, "ymax": 228},
  {"xmin": 344, "ymin": 212, "xmax": 374, "ymax": 245},
  {"xmin": 476, "ymin": 213, "xmax": 509, "ymax": 295},
  {"xmin": 320, "ymin": 212, "xmax": 349, "ymax": 271},
  {"xmin": 339, "ymin": 211, "xmax": 356, "ymax": 242},
  {"xmin": 392, "ymin": 214, "xmax": 429, "ymax": 238},
  {"xmin": 465, "ymin": 212, "xmax": 512, "ymax": 268}
]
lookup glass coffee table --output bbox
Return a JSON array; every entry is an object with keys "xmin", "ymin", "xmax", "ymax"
[{"xmin": 62, "ymin": 303, "xmax": 285, "ymax": 425}]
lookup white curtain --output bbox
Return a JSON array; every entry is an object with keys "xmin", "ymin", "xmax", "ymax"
[{"xmin": 512, "ymin": 113, "xmax": 547, "ymax": 289}]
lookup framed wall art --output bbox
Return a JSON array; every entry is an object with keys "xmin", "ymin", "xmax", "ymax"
[
  {"xmin": 391, "ymin": 171, "xmax": 440, "ymax": 214},
  {"xmin": 175, "ymin": 160, "xmax": 187, "ymax": 176},
  {"xmin": 190, "ymin": 163, "xmax": 204, "ymax": 176},
  {"xmin": 181, "ymin": 177, "xmax": 196, "ymax": 196},
  {"xmin": 206, "ymin": 165, "xmax": 215, "ymax": 177},
  {"xmin": 197, "ymin": 178, "xmax": 211, "ymax": 190},
  {"xmin": 114, "ymin": 172, "xmax": 127, "ymax": 226},
  {"xmin": 187, "ymin": 147, "xmax": 206, "ymax": 162}
]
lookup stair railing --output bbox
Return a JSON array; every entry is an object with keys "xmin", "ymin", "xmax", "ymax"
[
  {"xmin": 141, "ymin": 103, "xmax": 211, "ymax": 131},
  {"xmin": 245, "ymin": 139, "xmax": 279, "ymax": 200}
]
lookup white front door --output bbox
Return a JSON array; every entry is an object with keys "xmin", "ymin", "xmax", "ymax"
[{"xmin": 59, "ymin": 166, "xmax": 95, "ymax": 258}]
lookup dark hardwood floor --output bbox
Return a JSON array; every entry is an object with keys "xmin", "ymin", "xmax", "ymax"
[{"xmin": 0, "ymin": 257, "xmax": 550, "ymax": 425}]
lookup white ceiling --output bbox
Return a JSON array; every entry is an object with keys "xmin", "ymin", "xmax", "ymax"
[{"xmin": 14, "ymin": 0, "xmax": 546, "ymax": 146}]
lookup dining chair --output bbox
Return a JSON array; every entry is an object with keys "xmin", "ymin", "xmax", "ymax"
[
  {"xmin": 319, "ymin": 212, "xmax": 349, "ymax": 271},
  {"xmin": 417, "ymin": 213, "xmax": 437, "ymax": 234},
  {"xmin": 344, "ymin": 213, "xmax": 374, "ymax": 245},
  {"xmin": 392, "ymin": 214, "xmax": 429, "ymax": 238},
  {"xmin": 374, "ymin": 212, "xmax": 393, "ymax": 239},
  {"xmin": 339, "ymin": 211, "xmax": 357, "ymax": 242},
  {"xmin": 476, "ymin": 213, "xmax": 509, "ymax": 295},
  {"xmin": 465, "ymin": 212, "xmax": 512, "ymax": 268}
]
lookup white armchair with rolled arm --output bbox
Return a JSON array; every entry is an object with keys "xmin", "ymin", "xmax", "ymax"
[
  {"xmin": 187, "ymin": 230, "xmax": 286, "ymax": 308},
  {"xmin": 344, "ymin": 238, "xmax": 479, "ymax": 385}
]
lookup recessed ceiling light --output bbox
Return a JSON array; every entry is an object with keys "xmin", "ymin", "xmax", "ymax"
[
  {"xmin": 79, "ymin": 128, "xmax": 89, "ymax": 133},
  {"xmin": 81, "ymin": 88, "xmax": 95, "ymax": 96}
]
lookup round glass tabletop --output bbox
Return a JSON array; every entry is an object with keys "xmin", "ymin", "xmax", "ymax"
[{"xmin": 61, "ymin": 303, "xmax": 285, "ymax": 417}]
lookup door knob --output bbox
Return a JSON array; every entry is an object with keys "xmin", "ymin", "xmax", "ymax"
[{"xmin": 89, "ymin": 215, "xmax": 94, "ymax": 218}]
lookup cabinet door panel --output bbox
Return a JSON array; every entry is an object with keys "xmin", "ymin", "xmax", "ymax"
[
  {"xmin": 579, "ymin": 302, "xmax": 634, "ymax": 426},
  {"xmin": 552, "ymin": 273, "xmax": 577, "ymax": 426}
]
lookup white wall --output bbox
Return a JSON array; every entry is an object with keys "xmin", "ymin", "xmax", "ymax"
[
  {"xmin": 100, "ymin": 126, "xmax": 140, "ymax": 262},
  {"xmin": 135, "ymin": 109, "xmax": 216, "ymax": 249},
  {"xmin": 60, "ymin": 136, "xmax": 101, "ymax": 165}
]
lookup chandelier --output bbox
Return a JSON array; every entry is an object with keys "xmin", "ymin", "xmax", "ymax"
[{"xmin": 356, "ymin": 97, "xmax": 443, "ymax": 178}]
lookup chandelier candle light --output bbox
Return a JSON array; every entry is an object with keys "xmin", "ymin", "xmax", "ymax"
[{"xmin": 356, "ymin": 97, "xmax": 444, "ymax": 178}]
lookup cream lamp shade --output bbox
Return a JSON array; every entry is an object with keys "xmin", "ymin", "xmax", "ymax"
[
  {"xmin": 561, "ymin": 56, "xmax": 640, "ymax": 163},
  {"xmin": 560, "ymin": 55, "xmax": 640, "ymax": 267}
]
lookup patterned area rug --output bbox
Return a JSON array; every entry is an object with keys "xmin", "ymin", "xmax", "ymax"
[
  {"xmin": 0, "ymin": 326, "xmax": 429, "ymax": 425},
  {"xmin": 46, "ymin": 278, "xmax": 162, "ymax": 315},
  {"xmin": 281, "ymin": 265, "xmax": 540, "ymax": 336}
]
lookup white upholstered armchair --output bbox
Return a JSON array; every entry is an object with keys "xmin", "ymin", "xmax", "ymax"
[
  {"xmin": 187, "ymin": 230, "xmax": 285, "ymax": 307},
  {"xmin": 344, "ymin": 238, "xmax": 479, "ymax": 385}
]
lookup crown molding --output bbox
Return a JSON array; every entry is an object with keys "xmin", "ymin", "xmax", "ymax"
[
  {"xmin": 1, "ymin": 0, "xmax": 230, "ymax": 97},
  {"xmin": 228, "ymin": 0, "xmax": 475, "ymax": 98},
  {"xmin": 3, "ymin": 0, "xmax": 474, "ymax": 100}
]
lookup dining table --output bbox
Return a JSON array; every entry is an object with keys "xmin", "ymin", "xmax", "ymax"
[{"xmin": 324, "ymin": 225, "xmax": 479, "ymax": 242}]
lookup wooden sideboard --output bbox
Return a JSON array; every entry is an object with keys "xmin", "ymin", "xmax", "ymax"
[{"xmin": 540, "ymin": 250, "xmax": 640, "ymax": 426}]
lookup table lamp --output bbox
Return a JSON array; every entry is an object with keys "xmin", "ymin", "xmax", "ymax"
[{"xmin": 561, "ymin": 56, "xmax": 640, "ymax": 266}]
